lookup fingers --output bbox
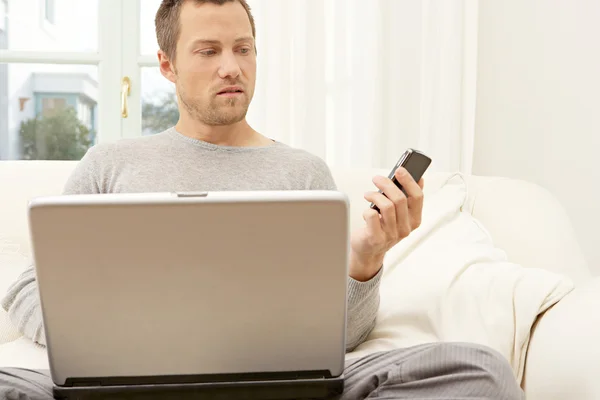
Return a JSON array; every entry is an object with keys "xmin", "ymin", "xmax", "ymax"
[
  {"xmin": 372, "ymin": 176, "xmax": 405, "ymax": 221},
  {"xmin": 372, "ymin": 168, "xmax": 425, "ymax": 232},
  {"xmin": 364, "ymin": 191, "xmax": 396, "ymax": 233},
  {"xmin": 362, "ymin": 208, "xmax": 383, "ymax": 237},
  {"xmin": 394, "ymin": 168, "xmax": 425, "ymax": 228},
  {"xmin": 355, "ymin": 169, "xmax": 427, "ymax": 264},
  {"xmin": 394, "ymin": 167, "xmax": 422, "ymax": 199}
]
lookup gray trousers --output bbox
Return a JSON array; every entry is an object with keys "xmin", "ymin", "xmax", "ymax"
[{"xmin": 0, "ymin": 342, "xmax": 524, "ymax": 399}]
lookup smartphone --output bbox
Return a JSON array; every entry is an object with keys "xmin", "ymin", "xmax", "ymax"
[{"xmin": 370, "ymin": 149, "xmax": 432, "ymax": 212}]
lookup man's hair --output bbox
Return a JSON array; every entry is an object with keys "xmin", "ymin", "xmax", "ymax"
[{"xmin": 155, "ymin": 0, "xmax": 256, "ymax": 62}]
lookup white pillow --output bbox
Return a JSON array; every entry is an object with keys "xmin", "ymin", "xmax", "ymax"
[{"xmin": 345, "ymin": 173, "xmax": 574, "ymax": 384}]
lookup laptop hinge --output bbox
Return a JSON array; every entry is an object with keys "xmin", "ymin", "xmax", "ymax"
[{"xmin": 64, "ymin": 370, "xmax": 332, "ymax": 387}]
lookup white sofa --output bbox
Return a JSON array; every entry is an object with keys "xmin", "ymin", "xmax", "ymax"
[{"xmin": 1, "ymin": 160, "xmax": 599, "ymax": 399}]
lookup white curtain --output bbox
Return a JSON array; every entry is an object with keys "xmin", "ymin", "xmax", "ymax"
[{"xmin": 246, "ymin": 0, "xmax": 479, "ymax": 174}]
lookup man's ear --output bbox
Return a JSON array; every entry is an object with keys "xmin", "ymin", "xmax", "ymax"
[{"xmin": 158, "ymin": 50, "xmax": 177, "ymax": 84}]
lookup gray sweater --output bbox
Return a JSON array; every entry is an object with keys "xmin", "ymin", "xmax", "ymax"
[{"xmin": 1, "ymin": 128, "xmax": 381, "ymax": 352}]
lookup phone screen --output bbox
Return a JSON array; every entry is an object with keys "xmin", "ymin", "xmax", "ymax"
[
  {"xmin": 396, "ymin": 151, "xmax": 431, "ymax": 185},
  {"xmin": 371, "ymin": 149, "xmax": 431, "ymax": 211}
]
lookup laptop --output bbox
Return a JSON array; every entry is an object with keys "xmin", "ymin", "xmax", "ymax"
[{"xmin": 27, "ymin": 190, "xmax": 350, "ymax": 399}]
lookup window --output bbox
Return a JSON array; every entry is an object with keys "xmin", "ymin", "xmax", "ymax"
[
  {"xmin": 0, "ymin": 0, "xmax": 7, "ymax": 32},
  {"xmin": 1, "ymin": 0, "xmax": 103, "ymax": 161},
  {"xmin": 78, "ymin": 100, "xmax": 93, "ymax": 129},
  {"xmin": 42, "ymin": 97, "xmax": 66, "ymax": 116},
  {"xmin": 44, "ymin": 0, "xmax": 55, "ymax": 24}
]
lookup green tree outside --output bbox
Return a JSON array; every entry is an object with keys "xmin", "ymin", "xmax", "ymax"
[
  {"xmin": 19, "ymin": 107, "xmax": 92, "ymax": 161},
  {"xmin": 19, "ymin": 93, "xmax": 179, "ymax": 160},
  {"xmin": 142, "ymin": 92, "xmax": 179, "ymax": 135}
]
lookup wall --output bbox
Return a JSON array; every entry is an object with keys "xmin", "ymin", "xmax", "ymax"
[{"xmin": 473, "ymin": 0, "xmax": 600, "ymax": 274}]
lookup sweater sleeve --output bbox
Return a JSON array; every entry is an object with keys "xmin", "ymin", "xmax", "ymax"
[
  {"xmin": 307, "ymin": 156, "xmax": 381, "ymax": 352},
  {"xmin": 1, "ymin": 146, "xmax": 104, "ymax": 346},
  {"xmin": 0, "ymin": 264, "xmax": 46, "ymax": 345},
  {"xmin": 345, "ymin": 268, "xmax": 382, "ymax": 351}
]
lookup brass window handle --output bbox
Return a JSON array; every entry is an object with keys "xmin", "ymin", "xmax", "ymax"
[{"xmin": 121, "ymin": 77, "xmax": 131, "ymax": 118}]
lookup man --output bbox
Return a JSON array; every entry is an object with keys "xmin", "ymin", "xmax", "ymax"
[{"xmin": 0, "ymin": 0, "xmax": 524, "ymax": 399}]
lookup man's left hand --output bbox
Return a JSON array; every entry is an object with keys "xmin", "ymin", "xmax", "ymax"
[{"xmin": 349, "ymin": 167, "xmax": 425, "ymax": 282}]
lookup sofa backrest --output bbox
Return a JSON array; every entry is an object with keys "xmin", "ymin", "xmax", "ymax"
[{"xmin": 0, "ymin": 160, "xmax": 592, "ymax": 283}]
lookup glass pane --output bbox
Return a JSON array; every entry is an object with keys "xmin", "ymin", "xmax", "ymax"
[
  {"xmin": 2, "ymin": 0, "xmax": 98, "ymax": 52},
  {"xmin": 141, "ymin": 67, "xmax": 178, "ymax": 135},
  {"xmin": 0, "ymin": 63, "xmax": 98, "ymax": 160},
  {"xmin": 140, "ymin": 0, "xmax": 162, "ymax": 55}
]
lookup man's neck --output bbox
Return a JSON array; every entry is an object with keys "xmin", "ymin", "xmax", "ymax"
[{"xmin": 175, "ymin": 118, "xmax": 272, "ymax": 147}]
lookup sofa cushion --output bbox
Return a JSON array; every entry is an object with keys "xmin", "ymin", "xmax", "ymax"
[{"xmin": 0, "ymin": 337, "xmax": 48, "ymax": 369}]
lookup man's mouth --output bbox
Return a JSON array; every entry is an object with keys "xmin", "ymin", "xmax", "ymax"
[{"xmin": 217, "ymin": 86, "xmax": 244, "ymax": 97}]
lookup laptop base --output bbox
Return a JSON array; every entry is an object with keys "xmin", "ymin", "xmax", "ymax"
[{"xmin": 53, "ymin": 376, "xmax": 344, "ymax": 400}]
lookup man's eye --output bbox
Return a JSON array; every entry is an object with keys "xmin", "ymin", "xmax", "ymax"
[
  {"xmin": 239, "ymin": 48, "xmax": 250, "ymax": 54},
  {"xmin": 200, "ymin": 50, "xmax": 216, "ymax": 56}
]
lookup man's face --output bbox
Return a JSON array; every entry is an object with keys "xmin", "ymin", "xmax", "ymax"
[{"xmin": 168, "ymin": 0, "xmax": 256, "ymax": 126}]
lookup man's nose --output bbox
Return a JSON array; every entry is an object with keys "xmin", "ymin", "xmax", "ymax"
[{"xmin": 218, "ymin": 51, "xmax": 241, "ymax": 80}]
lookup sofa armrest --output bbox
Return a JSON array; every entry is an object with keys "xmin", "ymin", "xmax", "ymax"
[{"xmin": 522, "ymin": 276, "xmax": 600, "ymax": 400}]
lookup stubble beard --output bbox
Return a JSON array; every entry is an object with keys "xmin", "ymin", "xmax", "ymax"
[{"xmin": 177, "ymin": 84, "xmax": 250, "ymax": 126}]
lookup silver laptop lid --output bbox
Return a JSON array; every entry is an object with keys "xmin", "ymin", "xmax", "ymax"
[{"xmin": 28, "ymin": 190, "xmax": 350, "ymax": 387}]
